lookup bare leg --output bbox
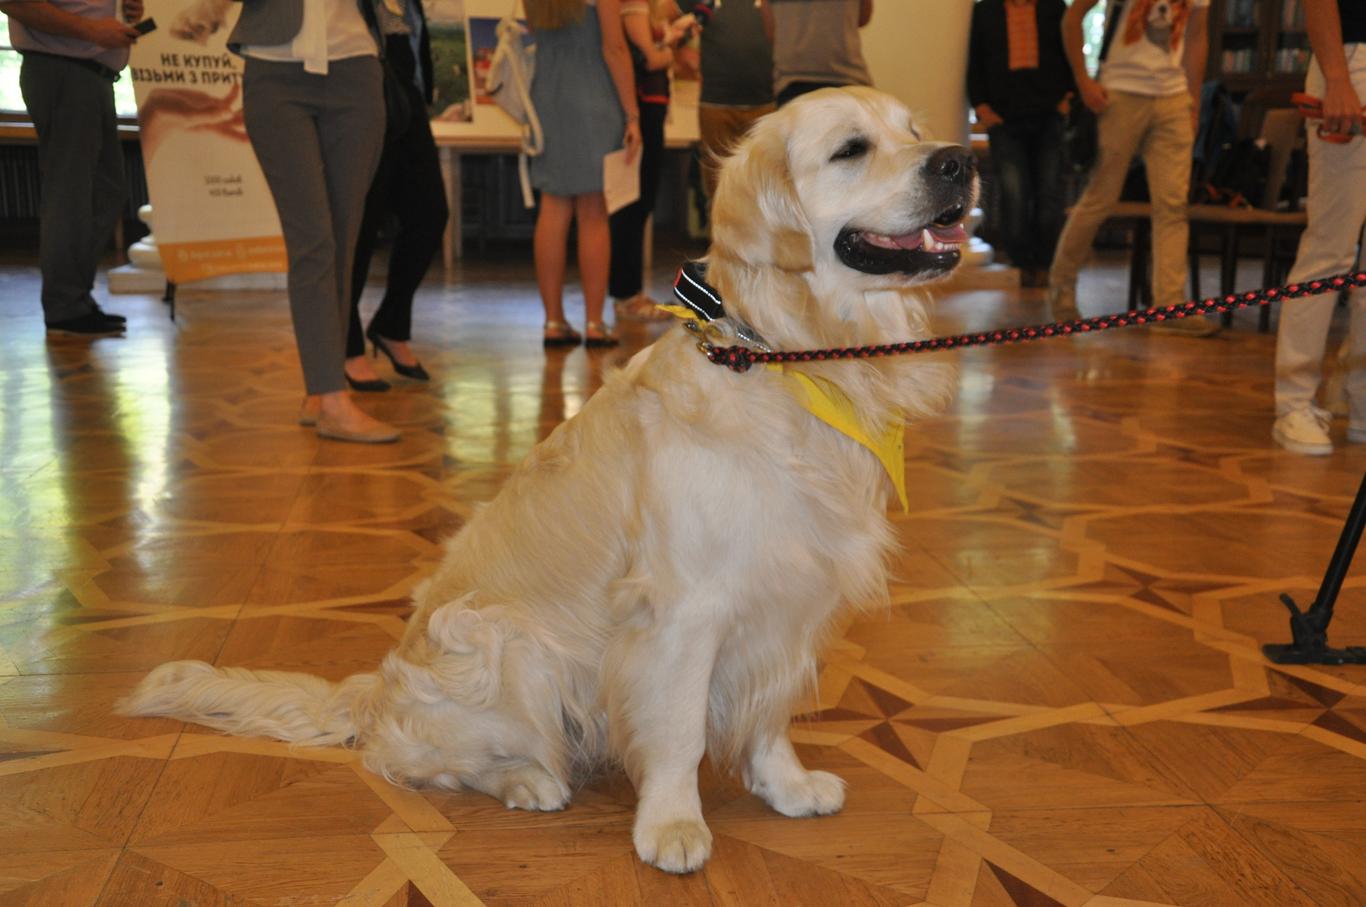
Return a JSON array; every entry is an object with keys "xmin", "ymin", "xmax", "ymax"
[
  {"xmin": 535, "ymin": 193, "xmax": 575, "ymax": 326},
  {"xmin": 375, "ymin": 339, "xmax": 419, "ymax": 366},
  {"xmin": 574, "ymin": 192, "xmax": 610, "ymax": 329}
]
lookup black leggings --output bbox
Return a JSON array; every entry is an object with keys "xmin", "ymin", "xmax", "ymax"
[
  {"xmin": 347, "ymin": 39, "xmax": 448, "ymax": 357},
  {"xmin": 608, "ymin": 101, "xmax": 668, "ymax": 301}
]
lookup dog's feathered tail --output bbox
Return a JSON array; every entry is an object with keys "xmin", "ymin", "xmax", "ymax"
[{"xmin": 119, "ymin": 660, "xmax": 378, "ymax": 746}]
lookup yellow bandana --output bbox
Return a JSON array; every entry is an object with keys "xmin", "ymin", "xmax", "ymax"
[
  {"xmin": 771, "ymin": 366, "xmax": 909, "ymax": 513},
  {"xmin": 660, "ymin": 302, "xmax": 908, "ymax": 512}
]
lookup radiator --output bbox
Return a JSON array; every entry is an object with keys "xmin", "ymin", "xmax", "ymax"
[{"xmin": 0, "ymin": 142, "xmax": 149, "ymax": 222}]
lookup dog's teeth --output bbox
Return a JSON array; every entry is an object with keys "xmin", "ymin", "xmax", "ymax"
[{"xmin": 864, "ymin": 232, "xmax": 900, "ymax": 249}]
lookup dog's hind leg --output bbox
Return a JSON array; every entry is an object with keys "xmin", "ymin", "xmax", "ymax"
[
  {"xmin": 743, "ymin": 728, "xmax": 845, "ymax": 818},
  {"xmin": 607, "ymin": 611, "xmax": 720, "ymax": 874},
  {"xmin": 467, "ymin": 761, "xmax": 570, "ymax": 812}
]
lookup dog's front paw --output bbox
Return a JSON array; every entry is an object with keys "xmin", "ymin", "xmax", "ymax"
[
  {"xmin": 634, "ymin": 818, "xmax": 712, "ymax": 874},
  {"xmin": 498, "ymin": 764, "xmax": 569, "ymax": 811},
  {"xmin": 753, "ymin": 769, "xmax": 846, "ymax": 817}
]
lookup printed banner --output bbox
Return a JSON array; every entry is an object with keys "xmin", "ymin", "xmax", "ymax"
[
  {"xmin": 127, "ymin": 0, "xmax": 285, "ymax": 283},
  {"xmin": 428, "ymin": 0, "xmax": 474, "ymax": 122}
]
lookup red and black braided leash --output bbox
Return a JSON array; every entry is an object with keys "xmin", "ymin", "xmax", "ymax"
[{"xmin": 699, "ymin": 270, "xmax": 1366, "ymax": 374}]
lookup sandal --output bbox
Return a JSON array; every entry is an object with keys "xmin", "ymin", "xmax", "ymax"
[
  {"xmin": 584, "ymin": 321, "xmax": 620, "ymax": 348},
  {"xmin": 543, "ymin": 320, "xmax": 582, "ymax": 348},
  {"xmin": 614, "ymin": 294, "xmax": 672, "ymax": 323}
]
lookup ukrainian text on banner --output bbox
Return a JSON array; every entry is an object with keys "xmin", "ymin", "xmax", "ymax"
[{"xmin": 127, "ymin": 0, "xmax": 285, "ymax": 283}]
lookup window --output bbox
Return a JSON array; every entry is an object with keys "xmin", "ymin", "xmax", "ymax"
[
  {"xmin": 0, "ymin": 18, "xmax": 22, "ymax": 112},
  {"xmin": 0, "ymin": 17, "xmax": 138, "ymax": 116},
  {"xmin": 1080, "ymin": 2, "xmax": 1106, "ymax": 75}
]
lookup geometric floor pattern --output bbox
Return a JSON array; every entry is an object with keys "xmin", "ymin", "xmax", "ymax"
[{"xmin": 1, "ymin": 246, "xmax": 1364, "ymax": 906}]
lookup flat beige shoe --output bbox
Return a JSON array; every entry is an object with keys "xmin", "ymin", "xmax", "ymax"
[
  {"xmin": 316, "ymin": 415, "xmax": 399, "ymax": 444},
  {"xmin": 298, "ymin": 403, "xmax": 320, "ymax": 427}
]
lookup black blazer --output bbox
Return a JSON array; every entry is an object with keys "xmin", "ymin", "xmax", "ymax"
[
  {"xmin": 967, "ymin": 0, "xmax": 1075, "ymax": 121},
  {"xmin": 365, "ymin": 0, "xmax": 436, "ymax": 105}
]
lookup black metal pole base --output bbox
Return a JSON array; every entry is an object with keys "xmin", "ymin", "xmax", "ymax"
[
  {"xmin": 1262, "ymin": 641, "xmax": 1366, "ymax": 665},
  {"xmin": 1264, "ymin": 472, "xmax": 1366, "ymax": 667}
]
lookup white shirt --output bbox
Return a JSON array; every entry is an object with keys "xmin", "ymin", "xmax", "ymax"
[
  {"xmin": 1099, "ymin": 0, "xmax": 1209, "ymax": 97},
  {"xmin": 243, "ymin": 0, "xmax": 376, "ymax": 76}
]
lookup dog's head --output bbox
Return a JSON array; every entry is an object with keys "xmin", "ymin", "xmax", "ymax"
[
  {"xmin": 711, "ymin": 87, "xmax": 978, "ymax": 291},
  {"xmin": 1125, "ymin": 0, "xmax": 1188, "ymax": 49}
]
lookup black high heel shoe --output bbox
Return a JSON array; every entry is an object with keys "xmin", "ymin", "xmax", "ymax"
[
  {"xmin": 367, "ymin": 326, "xmax": 430, "ymax": 382},
  {"xmin": 345, "ymin": 371, "xmax": 391, "ymax": 393}
]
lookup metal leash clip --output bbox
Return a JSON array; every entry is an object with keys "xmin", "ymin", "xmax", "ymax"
[{"xmin": 671, "ymin": 261, "xmax": 772, "ymax": 357}]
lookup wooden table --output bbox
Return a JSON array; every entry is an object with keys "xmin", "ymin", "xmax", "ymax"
[{"xmin": 433, "ymin": 133, "xmax": 698, "ymax": 269}]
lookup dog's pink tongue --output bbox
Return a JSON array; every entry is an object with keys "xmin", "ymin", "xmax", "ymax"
[
  {"xmin": 929, "ymin": 224, "xmax": 968, "ymax": 243},
  {"xmin": 890, "ymin": 231, "xmax": 924, "ymax": 250}
]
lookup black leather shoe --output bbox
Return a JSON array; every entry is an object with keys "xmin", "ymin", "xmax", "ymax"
[
  {"xmin": 345, "ymin": 372, "xmax": 391, "ymax": 393},
  {"xmin": 90, "ymin": 302, "xmax": 127, "ymax": 323},
  {"xmin": 46, "ymin": 311, "xmax": 124, "ymax": 336},
  {"xmin": 367, "ymin": 326, "xmax": 430, "ymax": 381}
]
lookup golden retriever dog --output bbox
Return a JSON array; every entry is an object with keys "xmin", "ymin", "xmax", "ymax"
[{"xmin": 122, "ymin": 87, "xmax": 977, "ymax": 874}]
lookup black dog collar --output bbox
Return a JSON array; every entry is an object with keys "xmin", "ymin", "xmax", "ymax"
[{"xmin": 667, "ymin": 261, "xmax": 771, "ymax": 352}]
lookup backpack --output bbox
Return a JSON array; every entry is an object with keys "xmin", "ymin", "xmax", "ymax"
[
  {"xmin": 1191, "ymin": 80, "xmax": 1239, "ymax": 194},
  {"xmin": 485, "ymin": 1, "xmax": 544, "ymax": 208},
  {"xmin": 1193, "ymin": 138, "xmax": 1271, "ymax": 208}
]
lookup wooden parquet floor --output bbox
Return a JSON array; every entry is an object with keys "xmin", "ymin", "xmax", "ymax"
[{"xmin": 2, "ymin": 245, "xmax": 1365, "ymax": 907}]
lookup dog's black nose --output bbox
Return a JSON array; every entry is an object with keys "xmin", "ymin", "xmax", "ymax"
[{"xmin": 926, "ymin": 146, "xmax": 976, "ymax": 186}]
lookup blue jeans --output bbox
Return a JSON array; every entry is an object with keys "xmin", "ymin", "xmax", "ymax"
[{"xmin": 988, "ymin": 113, "xmax": 1066, "ymax": 270}]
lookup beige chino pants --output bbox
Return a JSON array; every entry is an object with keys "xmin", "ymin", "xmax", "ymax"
[{"xmin": 1049, "ymin": 90, "xmax": 1195, "ymax": 315}]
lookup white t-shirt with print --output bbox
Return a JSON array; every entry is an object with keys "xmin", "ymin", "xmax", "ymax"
[{"xmin": 1099, "ymin": 0, "xmax": 1209, "ymax": 97}]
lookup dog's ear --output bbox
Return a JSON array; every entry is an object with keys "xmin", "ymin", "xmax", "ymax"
[
  {"xmin": 1123, "ymin": 0, "xmax": 1149, "ymax": 45},
  {"xmin": 711, "ymin": 123, "xmax": 813, "ymax": 272}
]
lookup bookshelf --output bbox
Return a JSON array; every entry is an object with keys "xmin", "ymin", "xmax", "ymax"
[{"xmin": 1212, "ymin": 0, "xmax": 1311, "ymax": 94}]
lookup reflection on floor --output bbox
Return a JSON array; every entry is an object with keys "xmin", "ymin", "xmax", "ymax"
[{"xmin": 2, "ymin": 245, "xmax": 1365, "ymax": 906}]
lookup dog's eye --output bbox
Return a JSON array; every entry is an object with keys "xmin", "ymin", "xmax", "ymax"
[{"xmin": 830, "ymin": 137, "xmax": 870, "ymax": 162}]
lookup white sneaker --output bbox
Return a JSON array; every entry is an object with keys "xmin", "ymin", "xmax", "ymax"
[{"xmin": 1273, "ymin": 407, "xmax": 1333, "ymax": 456}]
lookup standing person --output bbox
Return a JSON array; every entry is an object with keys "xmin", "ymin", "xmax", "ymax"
[
  {"xmin": 344, "ymin": 0, "xmax": 447, "ymax": 390},
  {"xmin": 528, "ymin": 0, "xmax": 640, "ymax": 348},
  {"xmin": 683, "ymin": 0, "xmax": 773, "ymax": 205},
  {"xmin": 765, "ymin": 0, "xmax": 872, "ymax": 108},
  {"xmin": 608, "ymin": 0, "xmax": 688, "ymax": 323},
  {"xmin": 968, "ymin": 0, "xmax": 1074, "ymax": 289},
  {"xmin": 1272, "ymin": 0, "xmax": 1366, "ymax": 455},
  {"xmin": 2, "ymin": 0, "xmax": 143, "ymax": 336},
  {"xmin": 234, "ymin": 0, "xmax": 396, "ymax": 441},
  {"xmin": 1048, "ymin": 0, "xmax": 1214, "ymax": 336}
]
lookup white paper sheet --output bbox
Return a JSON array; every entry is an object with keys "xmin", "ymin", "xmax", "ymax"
[{"xmin": 603, "ymin": 148, "xmax": 641, "ymax": 215}]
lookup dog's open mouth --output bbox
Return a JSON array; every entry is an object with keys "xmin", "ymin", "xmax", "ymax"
[{"xmin": 835, "ymin": 203, "xmax": 969, "ymax": 277}]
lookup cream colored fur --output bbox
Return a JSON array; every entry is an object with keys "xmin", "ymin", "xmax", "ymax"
[{"xmin": 122, "ymin": 88, "xmax": 972, "ymax": 874}]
